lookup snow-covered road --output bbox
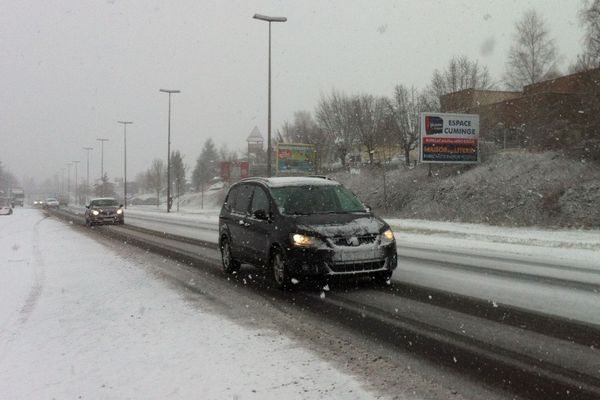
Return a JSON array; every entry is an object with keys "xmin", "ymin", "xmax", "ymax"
[
  {"xmin": 120, "ymin": 207, "xmax": 600, "ymax": 324},
  {"xmin": 0, "ymin": 209, "xmax": 382, "ymax": 399}
]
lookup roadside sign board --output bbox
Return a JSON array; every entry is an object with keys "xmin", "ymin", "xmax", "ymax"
[
  {"xmin": 276, "ymin": 143, "xmax": 316, "ymax": 175},
  {"xmin": 419, "ymin": 112, "xmax": 480, "ymax": 163}
]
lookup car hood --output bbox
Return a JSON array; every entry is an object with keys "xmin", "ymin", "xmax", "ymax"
[
  {"xmin": 90, "ymin": 206, "xmax": 119, "ymax": 211},
  {"xmin": 293, "ymin": 213, "xmax": 386, "ymax": 237}
]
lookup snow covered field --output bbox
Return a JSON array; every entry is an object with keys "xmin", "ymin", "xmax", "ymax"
[{"xmin": 0, "ymin": 209, "xmax": 381, "ymax": 399}]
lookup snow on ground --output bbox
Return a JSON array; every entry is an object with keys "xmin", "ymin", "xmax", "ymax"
[{"xmin": 0, "ymin": 209, "xmax": 383, "ymax": 400}]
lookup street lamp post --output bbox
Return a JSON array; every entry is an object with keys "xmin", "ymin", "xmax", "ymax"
[
  {"xmin": 66, "ymin": 162, "xmax": 72, "ymax": 202},
  {"xmin": 159, "ymin": 89, "xmax": 181, "ymax": 213},
  {"xmin": 96, "ymin": 138, "xmax": 109, "ymax": 196},
  {"xmin": 83, "ymin": 147, "xmax": 93, "ymax": 203},
  {"xmin": 72, "ymin": 161, "xmax": 80, "ymax": 204},
  {"xmin": 117, "ymin": 121, "xmax": 133, "ymax": 208},
  {"xmin": 253, "ymin": 13, "xmax": 287, "ymax": 178}
]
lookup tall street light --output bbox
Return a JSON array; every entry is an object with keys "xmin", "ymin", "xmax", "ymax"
[
  {"xmin": 83, "ymin": 147, "xmax": 93, "ymax": 203},
  {"xmin": 117, "ymin": 121, "xmax": 133, "ymax": 208},
  {"xmin": 72, "ymin": 160, "xmax": 80, "ymax": 204},
  {"xmin": 159, "ymin": 89, "xmax": 181, "ymax": 213},
  {"xmin": 65, "ymin": 162, "xmax": 72, "ymax": 202},
  {"xmin": 253, "ymin": 13, "xmax": 287, "ymax": 177},
  {"xmin": 96, "ymin": 138, "xmax": 109, "ymax": 196}
]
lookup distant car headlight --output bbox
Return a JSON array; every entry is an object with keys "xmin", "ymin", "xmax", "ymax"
[
  {"xmin": 381, "ymin": 229, "xmax": 395, "ymax": 243},
  {"xmin": 116, "ymin": 209, "xmax": 123, "ymax": 215},
  {"xmin": 92, "ymin": 210, "xmax": 99, "ymax": 216},
  {"xmin": 291, "ymin": 233, "xmax": 324, "ymax": 248}
]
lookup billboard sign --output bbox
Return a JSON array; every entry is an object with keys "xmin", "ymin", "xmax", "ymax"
[
  {"xmin": 420, "ymin": 113, "xmax": 479, "ymax": 163},
  {"xmin": 221, "ymin": 161, "xmax": 249, "ymax": 183},
  {"xmin": 276, "ymin": 143, "xmax": 316, "ymax": 175}
]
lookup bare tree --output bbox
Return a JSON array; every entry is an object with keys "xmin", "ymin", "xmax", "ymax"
[
  {"xmin": 425, "ymin": 55, "xmax": 494, "ymax": 110},
  {"xmin": 315, "ymin": 90, "xmax": 356, "ymax": 166},
  {"xmin": 504, "ymin": 9, "xmax": 560, "ymax": 90},
  {"xmin": 388, "ymin": 85, "xmax": 422, "ymax": 165},
  {"xmin": 351, "ymin": 94, "xmax": 389, "ymax": 164},
  {"xmin": 570, "ymin": 1, "xmax": 600, "ymax": 72}
]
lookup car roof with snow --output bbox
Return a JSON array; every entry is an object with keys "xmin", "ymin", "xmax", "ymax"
[{"xmin": 239, "ymin": 176, "xmax": 340, "ymax": 188}]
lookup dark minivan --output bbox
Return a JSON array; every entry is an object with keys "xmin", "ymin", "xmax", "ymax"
[{"xmin": 219, "ymin": 176, "xmax": 397, "ymax": 288}]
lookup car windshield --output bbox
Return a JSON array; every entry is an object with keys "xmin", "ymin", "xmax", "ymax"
[
  {"xmin": 271, "ymin": 185, "xmax": 366, "ymax": 215},
  {"xmin": 91, "ymin": 199, "xmax": 119, "ymax": 207}
]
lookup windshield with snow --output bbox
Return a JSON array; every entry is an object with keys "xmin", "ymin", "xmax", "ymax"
[
  {"xmin": 90, "ymin": 199, "xmax": 119, "ymax": 207},
  {"xmin": 271, "ymin": 185, "xmax": 366, "ymax": 215}
]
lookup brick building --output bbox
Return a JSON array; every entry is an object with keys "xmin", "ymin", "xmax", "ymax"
[{"xmin": 440, "ymin": 68, "xmax": 600, "ymax": 156}]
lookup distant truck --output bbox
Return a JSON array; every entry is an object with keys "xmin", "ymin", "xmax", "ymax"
[{"xmin": 11, "ymin": 188, "xmax": 25, "ymax": 207}]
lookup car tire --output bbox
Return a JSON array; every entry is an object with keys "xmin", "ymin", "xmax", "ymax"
[
  {"xmin": 270, "ymin": 248, "xmax": 291, "ymax": 290},
  {"xmin": 220, "ymin": 237, "xmax": 240, "ymax": 274}
]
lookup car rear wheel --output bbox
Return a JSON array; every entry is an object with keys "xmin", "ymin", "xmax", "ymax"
[
  {"xmin": 271, "ymin": 249, "xmax": 291, "ymax": 290},
  {"xmin": 221, "ymin": 238, "xmax": 240, "ymax": 274}
]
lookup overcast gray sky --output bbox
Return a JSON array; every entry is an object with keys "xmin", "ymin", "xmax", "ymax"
[{"xmin": 0, "ymin": 0, "xmax": 583, "ymax": 186}]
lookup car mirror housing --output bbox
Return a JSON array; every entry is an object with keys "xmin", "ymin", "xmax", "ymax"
[{"xmin": 253, "ymin": 209, "xmax": 269, "ymax": 220}]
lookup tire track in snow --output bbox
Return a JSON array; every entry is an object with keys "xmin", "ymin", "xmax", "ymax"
[{"xmin": 18, "ymin": 216, "xmax": 47, "ymax": 324}]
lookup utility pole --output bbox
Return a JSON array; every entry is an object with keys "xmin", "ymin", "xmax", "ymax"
[
  {"xmin": 159, "ymin": 89, "xmax": 181, "ymax": 212},
  {"xmin": 96, "ymin": 138, "xmax": 109, "ymax": 196},
  {"xmin": 83, "ymin": 147, "xmax": 93, "ymax": 203},
  {"xmin": 72, "ymin": 161, "xmax": 80, "ymax": 205},
  {"xmin": 66, "ymin": 162, "xmax": 72, "ymax": 202},
  {"xmin": 117, "ymin": 121, "xmax": 133, "ymax": 208},
  {"xmin": 253, "ymin": 13, "xmax": 287, "ymax": 177}
]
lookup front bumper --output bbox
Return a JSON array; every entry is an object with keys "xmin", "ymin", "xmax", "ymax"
[
  {"xmin": 283, "ymin": 241, "xmax": 397, "ymax": 277},
  {"xmin": 88, "ymin": 214, "xmax": 124, "ymax": 224}
]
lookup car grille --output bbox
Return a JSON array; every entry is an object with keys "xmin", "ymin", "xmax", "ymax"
[
  {"xmin": 330, "ymin": 234, "xmax": 377, "ymax": 247},
  {"xmin": 329, "ymin": 260, "xmax": 385, "ymax": 273}
]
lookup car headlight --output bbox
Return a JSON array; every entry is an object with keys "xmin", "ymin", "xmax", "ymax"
[
  {"xmin": 291, "ymin": 233, "xmax": 324, "ymax": 248},
  {"xmin": 116, "ymin": 209, "xmax": 123, "ymax": 215},
  {"xmin": 92, "ymin": 210, "xmax": 99, "ymax": 216},
  {"xmin": 381, "ymin": 229, "xmax": 395, "ymax": 243}
]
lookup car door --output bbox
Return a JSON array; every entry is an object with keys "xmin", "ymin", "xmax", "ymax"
[
  {"xmin": 223, "ymin": 184, "xmax": 253, "ymax": 261},
  {"xmin": 244, "ymin": 185, "xmax": 273, "ymax": 266}
]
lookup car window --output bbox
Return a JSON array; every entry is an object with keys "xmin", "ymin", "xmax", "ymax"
[
  {"xmin": 229, "ymin": 184, "xmax": 252, "ymax": 214},
  {"xmin": 250, "ymin": 186, "xmax": 270, "ymax": 214}
]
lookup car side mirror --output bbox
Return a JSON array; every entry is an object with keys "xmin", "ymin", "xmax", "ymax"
[
  {"xmin": 85, "ymin": 205, "xmax": 90, "ymax": 209},
  {"xmin": 253, "ymin": 209, "xmax": 269, "ymax": 220},
  {"xmin": 120, "ymin": 204, "xmax": 123, "ymax": 208},
  {"xmin": 365, "ymin": 204, "xmax": 372, "ymax": 213}
]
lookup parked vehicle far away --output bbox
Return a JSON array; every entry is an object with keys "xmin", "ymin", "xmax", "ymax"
[
  {"xmin": 0, "ymin": 197, "xmax": 13, "ymax": 215},
  {"xmin": 44, "ymin": 197, "xmax": 59, "ymax": 209},
  {"xmin": 219, "ymin": 176, "xmax": 397, "ymax": 289},
  {"xmin": 85, "ymin": 198, "xmax": 124, "ymax": 226}
]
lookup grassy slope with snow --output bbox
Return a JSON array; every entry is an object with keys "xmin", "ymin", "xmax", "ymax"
[{"xmin": 334, "ymin": 151, "xmax": 600, "ymax": 228}]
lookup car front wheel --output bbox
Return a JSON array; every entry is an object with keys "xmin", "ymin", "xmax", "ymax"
[
  {"xmin": 221, "ymin": 237, "xmax": 240, "ymax": 274},
  {"xmin": 271, "ymin": 249, "xmax": 291, "ymax": 290}
]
